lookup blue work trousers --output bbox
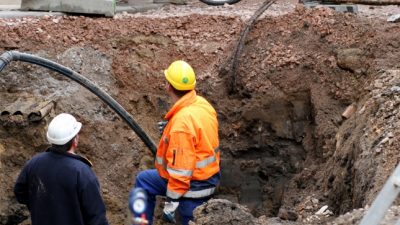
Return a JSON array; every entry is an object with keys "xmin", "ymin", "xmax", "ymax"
[{"xmin": 134, "ymin": 169, "xmax": 207, "ymax": 225}]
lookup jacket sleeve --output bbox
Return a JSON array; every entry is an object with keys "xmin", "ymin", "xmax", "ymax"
[
  {"xmin": 165, "ymin": 131, "xmax": 196, "ymax": 200},
  {"xmin": 14, "ymin": 163, "xmax": 30, "ymax": 205},
  {"xmin": 79, "ymin": 170, "xmax": 109, "ymax": 225}
]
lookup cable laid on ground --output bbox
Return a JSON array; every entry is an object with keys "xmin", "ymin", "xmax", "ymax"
[{"xmin": 0, "ymin": 51, "xmax": 157, "ymax": 155}]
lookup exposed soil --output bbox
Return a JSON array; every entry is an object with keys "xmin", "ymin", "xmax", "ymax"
[{"xmin": 0, "ymin": 0, "xmax": 400, "ymax": 224}]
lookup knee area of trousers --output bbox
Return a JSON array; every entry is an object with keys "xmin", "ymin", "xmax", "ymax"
[{"xmin": 135, "ymin": 171, "xmax": 148, "ymax": 187}]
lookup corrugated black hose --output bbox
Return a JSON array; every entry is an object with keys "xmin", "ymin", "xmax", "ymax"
[{"xmin": 0, "ymin": 51, "xmax": 157, "ymax": 155}]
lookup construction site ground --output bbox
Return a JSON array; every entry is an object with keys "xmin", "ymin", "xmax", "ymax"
[{"xmin": 0, "ymin": 0, "xmax": 400, "ymax": 224}]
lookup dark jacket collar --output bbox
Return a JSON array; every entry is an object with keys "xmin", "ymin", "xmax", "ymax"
[{"xmin": 46, "ymin": 147, "xmax": 93, "ymax": 167}]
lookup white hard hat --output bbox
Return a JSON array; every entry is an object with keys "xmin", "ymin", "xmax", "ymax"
[{"xmin": 47, "ymin": 113, "xmax": 82, "ymax": 145}]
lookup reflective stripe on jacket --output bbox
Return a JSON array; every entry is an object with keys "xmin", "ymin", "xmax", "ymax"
[{"xmin": 155, "ymin": 90, "xmax": 220, "ymax": 200}]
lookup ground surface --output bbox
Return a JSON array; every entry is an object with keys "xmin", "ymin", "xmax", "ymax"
[{"xmin": 0, "ymin": 0, "xmax": 400, "ymax": 225}]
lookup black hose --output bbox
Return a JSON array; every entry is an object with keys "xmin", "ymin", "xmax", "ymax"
[
  {"xmin": 0, "ymin": 51, "xmax": 157, "ymax": 155},
  {"xmin": 228, "ymin": 0, "xmax": 275, "ymax": 94}
]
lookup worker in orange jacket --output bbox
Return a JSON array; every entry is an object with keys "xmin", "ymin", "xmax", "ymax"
[{"xmin": 133, "ymin": 60, "xmax": 220, "ymax": 225}]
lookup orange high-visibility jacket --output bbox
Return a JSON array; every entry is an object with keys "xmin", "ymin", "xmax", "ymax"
[{"xmin": 155, "ymin": 90, "xmax": 220, "ymax": 200}]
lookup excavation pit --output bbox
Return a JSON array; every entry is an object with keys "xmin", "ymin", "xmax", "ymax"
[{"xmin": 1, "ymin": 2, "xmax": 400, "ymax": 224}]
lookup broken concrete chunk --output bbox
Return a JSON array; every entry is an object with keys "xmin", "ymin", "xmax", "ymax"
[
  {"xmin": 311, "ymin": 197, "xmax": 319, "ymax": 205},
  {"xmin": 316, "ymin": 205, "xmax": 329, "ymax": 215},
  {"xmin": 389, "ymin": 86, "xmax": 400, "ymax": 94},
  {"xmin": 387, "ymin": 14, "xmax": 400, "ymax": 23},
  {"xmin": 336, "ymin": 48, "xmax": 367, "ymax": 74},
  {"xmin": 342, "ymin": 104, "xmax": 356, "ymax": 119},
  {"xmin": 379, "ymin": 136, "xmax": 390, "ymax": 145}
]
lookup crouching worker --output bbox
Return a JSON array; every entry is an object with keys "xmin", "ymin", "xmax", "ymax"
[
  {"xmin": 14, "ymin": 113, "xmax": 109, "ymax": 225},
  {"xmin": 134, "ymin": 60, "xmax": 220, "ymax": 225}
]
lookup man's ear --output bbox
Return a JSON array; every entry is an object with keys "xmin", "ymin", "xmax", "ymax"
[
  {"xmin": 167, "ymin": 83, "xmax": 174, "ymax": 94},
  {"xmin": 72, "ymin": 136, "xmax": 78, "ymax": 148}
]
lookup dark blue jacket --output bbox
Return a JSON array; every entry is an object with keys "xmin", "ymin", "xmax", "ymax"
[{"xmin": 14, "ymin": 148, "xmax": 109, "ymax": 225}]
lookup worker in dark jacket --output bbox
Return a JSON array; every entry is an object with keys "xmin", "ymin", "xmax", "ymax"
[{"xmin": 14, "ymin": 113, "xmax": 109, "ymax": 225}]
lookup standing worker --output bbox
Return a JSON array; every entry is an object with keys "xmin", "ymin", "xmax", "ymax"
[
  {"xmin": 14, "ymin": 113, "xmax": 109, "ymax": 225},
  {"xmin": 133, "ymin": 60, "xmax": 220, "ymax": 225}
]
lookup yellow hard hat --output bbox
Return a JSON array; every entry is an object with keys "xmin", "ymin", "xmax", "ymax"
[{"xmin": 164, "ymin": 60, "xmax": 196, "ymax": 91}]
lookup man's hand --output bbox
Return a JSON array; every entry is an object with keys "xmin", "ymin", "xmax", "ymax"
[
  {"xmin": 162, "ymin": 200, "xmax": 179, "ymax": 224},
  {"xmin": 157, "ymin": 121, "xmax": 168, "ymax": 134}
]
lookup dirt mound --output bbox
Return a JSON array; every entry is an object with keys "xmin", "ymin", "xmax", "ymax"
[
  {"xmin": 0, "ymin": 1, "xmax": 400, "ymax": 225},
  {"xmin": 190, "ymin": 199, "xmax": 258, "ymax": 225}
]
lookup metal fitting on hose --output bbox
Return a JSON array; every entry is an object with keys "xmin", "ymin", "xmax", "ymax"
[{"xmin": 0, "ymin": 51, "xmax": 14, "ymax": 72}]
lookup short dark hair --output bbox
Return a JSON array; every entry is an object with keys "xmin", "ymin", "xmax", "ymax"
[
  {"xmin": 51, "ymin": 137, "xmax": 75, "ymax": 152},
  {"xmin": 170, "ymin": 85, "xmax": 191, "ymax": 98}
]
